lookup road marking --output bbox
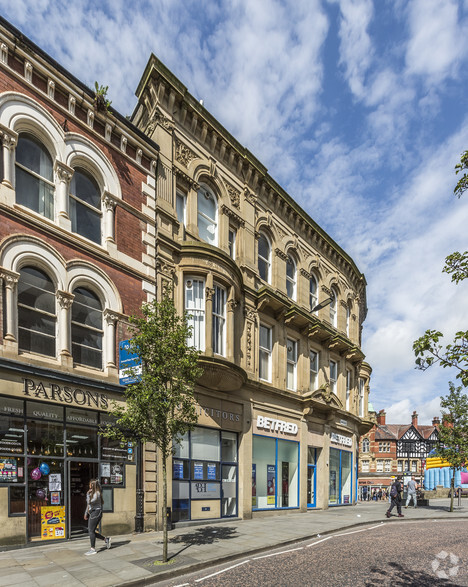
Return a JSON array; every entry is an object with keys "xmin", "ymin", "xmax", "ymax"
[
  {"xmin": 306, "ymin": 536, "xmax": 333, "ymax": 548},
  {"xmin": 253, "ymin": 547, "xmax": 304, "ymax": 560},
  {"xmin": 334, "ymin": 524, "xmax": 383, "ymax": 537},
  {"xmin": 195, "ymin": 560, "xmax": 251, "ymax": 582}
]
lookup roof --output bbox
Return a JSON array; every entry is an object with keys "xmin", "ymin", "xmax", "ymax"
[{"xmin": 374, "ymin": 423, "xmax": 438, "ymax": 441}]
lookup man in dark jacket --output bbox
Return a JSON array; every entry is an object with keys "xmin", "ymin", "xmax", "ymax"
[{"xmin": 386, "ymin": 476, "xmax": 404, "ymax": 518}]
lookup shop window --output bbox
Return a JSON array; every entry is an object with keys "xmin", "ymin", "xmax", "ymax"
[
  {"xmin": 329, "ymin": 448, "xmax": 353, "ymax": 505},
  {"xmin": 252, "ymin": 435, "xmax": 299, "ymax": 510},
  {"xmin": 228, "ymin": 228, "xmax": 236, "ymax": 259},
  {"xmin": 286, "ymin": 255, "xmax": 296, "ymax": 300},
  {"xmin": 65, "ymin": 425, "xmax": 97, "ymax": 458},
  {"xmin": 0, "ymin": 398, "xmax": 25, "ymax": 456},
  {"xmin": 197, "ymin": 185, "xmax": 217, "ymax": 245},
  {"xmin": 258, "ymin": 233, "xmax": 271, "ymax": 283},
  {"xmin": 70, "ymin": 168, "xmax": 102, "ymax": 243},
  {"xmin": 27, "ymin": 457, "xmax": 64, "ymax": 539},
  {"xmin": 9, "ymin": 485, "xmax": 26, "ymax": 515},
  {"xmin": 172, "ymin": 427, "xmax": 238, "ymax": 523},
  {"xmin": 18, "ymin": 266, "xmax": 56, "ymax": 357},
  {"xmin": 310, "ymin": 350, "xmax": 319, "ymax": 391},
  {"xmin": 286, "ymin": 339, "xmax": 297, "ymax": 391},
  {"xmin": 15, "ymin": 132, "xmax": 54, "ymax": 219},
  {"xmin": 259, "ymin": 324, "xmax": 272, "ymax": 382},
  {"xmin": 0, "ymin": 456, "xmax": 24, "ymax": 485},
  {"xmin": 185, "ymin": 278, "xmax": 205, "ymax": 351},
  {"xmin": 71, "ymin": 287, "xmax": 103, "ymax": 369},
  {"xmin": 27, "ymin": 419, "xmax": 64, "ymax": 458},
  {"xmin": 212, "ymin": 285, "xmax": 226, "ymax": 356},
  {"xmin": 307, "ymin": 447, "xmax": 317, "ymax": 507},
  {"xmin": 310, "ymin": 275, "xmax": 318, "ymax": 311},
  {"xmin": 329, "ymin": 360, "xmax": 337, "ymax": 394},
  {"xmin": 362, "ymin": 438, "xmax": 370, "ymax": 453}
]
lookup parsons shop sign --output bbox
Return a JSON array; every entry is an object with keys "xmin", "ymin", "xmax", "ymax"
[{"xmin": 22, "ymin": 378, "xmax": 109, "ymax": 409}]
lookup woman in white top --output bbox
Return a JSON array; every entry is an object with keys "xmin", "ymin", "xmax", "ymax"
[{"xmin": 84, "ymin": 479, "xmax": 111, "ymax": 555}]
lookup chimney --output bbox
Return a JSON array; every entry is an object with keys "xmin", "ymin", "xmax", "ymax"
[
  {"xmin": 432, "ymin": 416, "xmax": 440, "ymax": 427},
  {"xmin": 377, "ymin": 409, "xmax": 386, "ymax": 425},
  {"xmin": 411, "ymin": 410, "xmax": 418, "ymax": 427}
]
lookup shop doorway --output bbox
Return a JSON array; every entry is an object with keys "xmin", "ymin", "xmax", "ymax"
[{"xmin": 68, "ymin": 461, "xmax": 98, "ymax": 537}]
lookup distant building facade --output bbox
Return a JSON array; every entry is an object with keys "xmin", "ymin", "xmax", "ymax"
[{"xmin": 358, "ymin": 410, "xmax": 439, "ymax": 497}]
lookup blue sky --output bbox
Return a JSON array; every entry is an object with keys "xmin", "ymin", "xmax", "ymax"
[{"xmin": 2, "ymin": 0, "xmax": 467, "ymax": 424}]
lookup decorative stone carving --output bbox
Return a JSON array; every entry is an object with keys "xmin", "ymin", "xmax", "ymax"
[
  {"xmin": 24, "ymin": 61, "xmax": 32, "ymax": 83},
  {"xmin": 105, "ymin": 122, "xmax": 113, "ymax": 142},
  {"xmin": 175, "ymin": 139, "xmax": 198, "ymax": 168},
  {"xmin": 205, "ymin": 287, "xmax": 215, "ymax": 301},
  {"xmin": 103, "ymin": 309, "xmax": 120, "ymax": 324},
  {"xmin": 156, "ymin": 259, "xmax": 176, "ymax": 277},
  {"xmin": 1, "ymin": 43, "xmax": 8, "ymax": 65},
  {"xmin": 68, "ymin": 95, "xmax": 76, "ymax": 115},
  {"xmin": 103, "ymin": 195, "xmax": 117, "ymax": 212},
  {"xmin": 120, "ymin": 135, "xmax": 127, "ymax": 153},
  {"xmin": 146, "ymin": 108, "xmax": 174, "ymax": 135},
  {"xmin": 227, "ymin": 299, "xmax": 238, "ymax": 312},
  {"xmin": 57, "ymin": 291, "xmax": 74, "ymax": 310},
  {"xmin": 87, "ymin": 109, "xmax": 94, "ymax": 129},
  {"xmin": 2, "ymin": 130, "xmax": 17, "ymax": 150},
  {"xmin": 0, "ymin": 269, "xmax": 19, "ymax": 287},
  {"xmin": 48, "ymin": 80, "xmax": 55, "ymax": 100},
  {"xmin": 136, "ymin": 148, "xmax": 143, "ymax": 165},
  {"xmin": 300, "ymin": 268, "xmax": 311, "ymax": 279},
  {"xmin": 173, "ymin": 165, "xmax": 199, "ymax": 191},
  {"xmin": 55, "ymin": 161, "xmax": 73, "ymax": 184},
  {"xmin": 275, "ymin": 248, "xmax": 288, "ymax": 261},
  {"xmin": 225, "ymin": 184, "xmax": 241, "ymax": 209},
  {"xmin": 246, "ymin": 322, "xmax": 252, "ymax": 369},
  {"xmin": 244, "ymin": 187, "xmax": 256, "ymax": 206},
  {"xmin": 244, "ymin": 307, "xmax": 258, "ymax": 322},
  {"xmin": 221, "ymin": 205, "xmax": 245, "ymax": 227}
]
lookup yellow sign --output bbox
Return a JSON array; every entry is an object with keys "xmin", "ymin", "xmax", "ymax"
[{"xmin": 41, "ymin": 506, "xmax": 66, "ymax": 540}]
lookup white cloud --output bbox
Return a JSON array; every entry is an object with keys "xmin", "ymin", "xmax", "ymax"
[{"xmin": 405, "ymin": 0, "xmax": 468, "ymax": 81}]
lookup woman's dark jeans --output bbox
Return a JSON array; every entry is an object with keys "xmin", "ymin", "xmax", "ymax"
[{"xmin": 88, "ymin": 508, "xmax": 105, "ymax": 548}]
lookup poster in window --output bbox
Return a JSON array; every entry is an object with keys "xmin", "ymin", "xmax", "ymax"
[
  {"xmin": 110, "ymin": 463, "xmax": 123, "ymax": 485},
  {"xmin": 0, "ymin": 458, "xmax": 17, "ymax": 482},
  {"xmin": 50, "ymin": 491, "xmax": 60, "ymax": 505},
  {"xmin": 207, "ymin": 463, "xmax": 216, "ymax": 480},
  {"xmin": 267, "ymin": 464, "xmax": 275, "ymax": 505},
  {"xmin": 41, "ymin": 505, "xmax": 66, "ymax": 540},
  {"xmin": 252, "ymin": 463, "xmax": 257, "ymax": 507},
  {"xmin": 194, "ymin": 462, "xmax": 203, "ymax": 480},
  {"xmin": 48, "ymin": 473, "xmax": 61, "ymax": 491},
  {"xmin": 173, "ymin": 460, "xmax": 184, "ymax": 480}
]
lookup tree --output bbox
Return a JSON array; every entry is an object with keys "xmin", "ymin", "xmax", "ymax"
[
  {"xmin": 435, "ymin": 384, "xmax": 468, "ymax": 512},
  {"xmin": 101, "ymin": 287, "xmax": 203, "ymax": 562},
  {"xmin": 413, "ymin": 150, "xmax": 468, "ymax": 386}
]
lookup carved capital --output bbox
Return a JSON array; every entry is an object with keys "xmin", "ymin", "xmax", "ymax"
[
  {"xmin": 0, "ymin": 268, "xmax": 20, "ymax": 287},
  {"xmin": 244, "ymin": 306, "xmax": 258, "ymax": 322},
  {"xmin": 227, "ymin": 299, "xmax": 238, "ymax": 312},
  {"xmin": 104, "ymin": 308, "xmax": 120, "ymax": 324},
  {"xmin": 1, "ymin": 127, "xmax": 17, "ymax": 150},
  {"xmin": 156, "ymin": 259, "xmax": 176, "ymax": 277},
  {"xmin": 55, "ymin": 160, "xmax": 74, "ymax": 184},
  {"xmin": 205, "ymin": 287, "xmax": 215, "ymax": 301},
  {"xmin": 57, "ymin": 291, "xmax": 74, "ymax": 310},
  {"xmin": 103, "ymin": 193, "xmax": 117, "ymax": 212}
]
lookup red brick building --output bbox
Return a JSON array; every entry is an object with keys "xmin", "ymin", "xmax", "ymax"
[
  {"xmin": 358, "ymin": 410, "xmax": 439, "ymax": 498},
  {"xmin": 0, "ymin": 16, "xmax": 159, "ymax": 545}
]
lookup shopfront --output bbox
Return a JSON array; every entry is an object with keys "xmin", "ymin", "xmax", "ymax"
[
  {"xmin": 252, "ymin": 413, "xmax": 300, "ymax": 511},
  {"xmin": 171, "ymin": 395, "xmax": 243, "ymax": 523},
  {"xmin": 328, "ymin": 432, "xmax": 354, "ymax": 506},
  {"xmin": 0, "ymin": 373, "xmax": 135, "ymax": 545}
]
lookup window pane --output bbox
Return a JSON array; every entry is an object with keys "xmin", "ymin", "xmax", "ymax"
[
  {"xmin": 221, "ymin": 431, "xmax": 237, "ymax": 462},
  {"xmin": 16, "ymin": 134, "xmax": 53, "ymax": 180},
  {"xmin": 191, "ymin": 428, "xmax": 220, "ymax": 461},
  {"xmin": 71, "ymin": 288, "xmax": 102, "ymax": 368},
  {"xmin": 258, "ymin": 235, "xmax": 270, "ymax": 260},
  {"xmin": 278, "ymin": 439, "xmax": 299, "ymax": 507},
  {"xmin": 260, "ymin": 325, "xmax": 271, "ymax": 350},
  {"xmin": 27, "ymin": 420, "xmax": 64, "ymax": 457},
  {"xmin": 0, "ymin": 410, "xmax": 24, "ymax": 455},
  {"xmin": 252, "ymin": 436, "xmax": 276, "ymax": 509},
  {"xmin": 65, "ymin": 425, "xmax": 97, "ymax": 458},
  {"xmin": 70, "ymin": 169, "xmax": 100, "ymax": 208},
  {"xmin": 70, "ymin": 200, "xmax": 101, "ymax": 243},
  {"xmin": 173, "ymin": 432, "xmax": 189, "ymax": 458}
]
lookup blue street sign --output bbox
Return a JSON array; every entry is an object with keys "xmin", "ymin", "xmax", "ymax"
[{"xmin": 119, "ymin": 340, "xmax": 142, "ymax": 385}]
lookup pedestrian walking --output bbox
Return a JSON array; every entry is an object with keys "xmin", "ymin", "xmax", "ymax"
[
  {"xmin": 386, "ymin": 476, "xmax": 404, "ymax": 518},
  {"xmin": 84, "ymin": 479, "xmax": 111, "ymax": 555},
  {"xmin": 405, "ymin": 476, "xmax": 418, "ymax": 508}
]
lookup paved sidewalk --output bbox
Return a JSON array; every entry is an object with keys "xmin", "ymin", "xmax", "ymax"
[{"xmin": 1, "ymin": 499, "xmax": 467, "ymax": 587}]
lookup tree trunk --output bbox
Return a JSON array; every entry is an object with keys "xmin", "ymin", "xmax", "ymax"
[
  {"xmin": 450, "ymin": 469, "xmax": 455, "ymax": 513},
  {"xmin": 162, "ymin": 455, "xmax": 168, "ymax": 562}
]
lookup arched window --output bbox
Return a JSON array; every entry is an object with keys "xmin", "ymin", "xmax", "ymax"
[
  {"xmin": 70, "ymin": 168, "xmax": 102, "ymax": 243},
  {"xmin": 329, "ymin": 288, "xmax": 337, "ymax": 327},
  {"xmin": 71, "ymin": 287, "xmax": 103, "ymax": 369},
  {"xmin": 18, "ymin": 266, "xmax": 56, "ymax": 357},
  {"xmin": 197, "ymin": 185, "xmax": 217, "ymax": 245},
  {"xmin": 258, "ymin": 233, "xmax": 271, "ymax": 283},
  {"xmin": 286, "ymin": 255, "xmax": 296, "ymax": 300},
  {"xmin": 362, "ymin": 438, "xmax": 370, "ymax": 453},
  {"xmin": 310, "ymin": 275, "xmax": 318, "ymax": 312},
  {"xmin": 15, "ymin": 133, "xmax": 54, "ymax": 219},
  {"xmin": 346, "ymin": 302, "xmax": 351, "ymax": 337}
]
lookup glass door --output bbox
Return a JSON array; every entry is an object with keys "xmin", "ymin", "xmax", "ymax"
[
  {"xmin": 68, "ymin": 461, "xmax": 98, "ymax": 538},
  {"xmin": 307, "ymin": 465, "xmax": 316, "ymax": 507}
]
